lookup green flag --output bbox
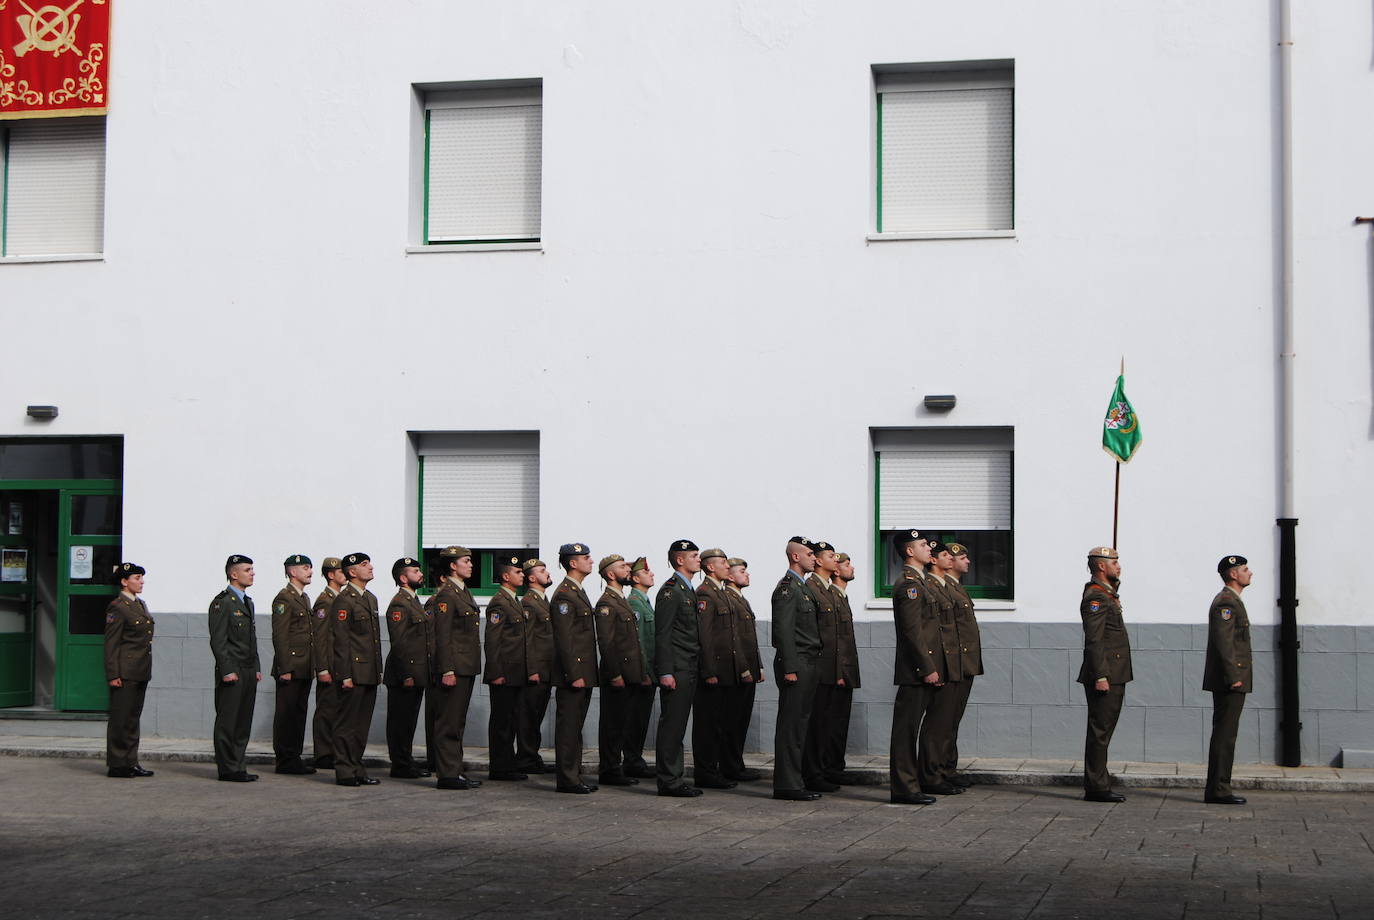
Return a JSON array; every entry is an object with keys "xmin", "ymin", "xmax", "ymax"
[{"xmin": 1102, "ymin": 375, "xmax": 1142, "ymax": 463}]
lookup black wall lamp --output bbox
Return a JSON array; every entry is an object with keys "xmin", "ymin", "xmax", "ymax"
[
  {"xmin": 26, "ymin": 405, "xmax": 59, "ymax": 420},
  {"xmin": 923, "ymin": 394, "xmax": 956, "ymax": 412}
]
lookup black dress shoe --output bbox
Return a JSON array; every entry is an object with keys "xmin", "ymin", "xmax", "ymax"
[
  {"xmin": 823, "ymin": 771, "xmax": 856, "ymax": 786},
  {"xmin": 891, "ymin": 792, "xmax": 937, "ymax": 805},
  {"xmin": 390, "ymin": 767, "xmax": 430, "ymax": 779},
  {"xmin": 624, "ymin": 763, "xmax": 656, "ymax": 779},
  {"xmin": 107, "ymin": 767, "xmax": 135, "ymax": 778},
  {"xmin": 276, "ymin": 763, "xmax": 316, "ymax": 775},
  {"xmin": 335, "ymin": 777, "xmax": 361, "ymax": 787},
  {"xmin": 516, "ymin": 761, "xmax": 548, "ymax": 775},
  {"xmin": 926, "ymin": 782, "xmax": 963, "ymax": 795},
  {"xmin": 1204, "ymin": 794, "xmax": 1247, "ymax": 805},
  {"xmin": 726, "ymin": 768, "xmax": 763, "ymax": 782},
  {"xmin": 695, "ymin": 776, "xmax": 737, "ymax": 790},
  {"xmin": 1084, "ymin": 789, "xmax": 1126, "ymax": 803},
  {"xmin": 558, "ymin": 783, "xmax": 596, "ymax": 794},
  {"xmin": 357, "ymin": 776, "xmax": 381, "ymax": 786},
  {"xmin": 949, "ymin": 774, "xmax": 974, "ymax": 788},
  {"xmin": 773, "ymin": 789, "xmax": 821, "ymax": 801},
  {"xmin": 130, "ymin": 766, "xmax": 155, "ymax": 777},
  {"xmin": 488, "ymin": 771, "xmax": 529, "ymax": 781},
  {"xmin": 311, "ymin": 758, "xmax": 335, "ymax": 771},
  {"xmin": 598, "ymin": 774, "xmax": 639, "ymax": 786},
  {"xmin": 219, "ymin": 772, "xmax": 258, "ymax": 783},
  {"xmin": 658, "ymin": 784, "xmax": 704, "ymax": 797},
  {"xmin": 436, "ymin": 777, "xmax": 474, "ymax": 790},
  {"xmin": 805, "ymin": 778, "xmax": 841, "ymax": 793}
]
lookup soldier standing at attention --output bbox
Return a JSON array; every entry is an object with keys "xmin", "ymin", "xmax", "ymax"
[
  {"xmin": 654, "ymin": 539, "xmax": 704, "ymax": 798},
  {"xmin": 310, "ymin": 557, "xmax": 346, "ymax": 771},
  {"xmin": 814, "ymin": 551, "xmax": 860, "ymax": 787},
  {"xmin": 104, "ymin": 562, "xmax": 154, "ymax": 779},
  {"xmin": 551, "ymin": 543, "xmax": 599, "ymax": 794},
  {"xmin": 332, "ymin": 552, "xmax": 383, "ymax": 786},
  {"xmin": 384, "ymin": 557, "xmax": 434, "ymax": 780},
  {"xmin": 1203, "ymin": 555, "xmax": 1253, "ymax": 806},
  {"xmin": 429, "ymin": 546, "xmax": 483, "ymax": 791},
  {"xmin": 723, "ymin": 558, "xmax": 764, "ymax": 782},
  {"xmin": 692, "ymin": 548, "xmax": 739, "ymax": 790},
  {"xmin": 622, "ymin": 557, "xmax": 658, "ymax": 779},
  {"xmin": 594, "ymin": 554, "xmax": 651, "ymax": 786},
  {"xmin": 1079, "ymin": 546, "xmax": 1132, "ymax": 803},
  {"xmin": 270, "ymin": 554, "xmax": 316, "ymax": 775},
  {"xmin": 772, "ymin": 537, "xmax": 822, "ymax": 802},
  {"xmin": 889, "ymin": 531, "xmax": 938, "ymax": 806},
  {"xmin": 802, "ymin": 541, "xmax": 843, "ymax": 794},
  {"xmin": 938, "ymin": 543, "xmax": 982, "ymax": 788},
  {"xmin": 516, "ymin": 559, "xmax": 554, "ymax": 775},
  {"xmin": 917, "ymin": 543, "xmax": 964, "ymax": 796},
  {"xmin": 209, "ymin": 554, "xmax": 262, "ymax": 783},
  {"xmin": 484, "ymin": 556, "xmax": 532, "ymax": 781}
]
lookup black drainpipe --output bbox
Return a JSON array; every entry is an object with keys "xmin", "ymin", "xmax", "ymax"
[{"xmin": 1277, "ymin": 518, "xmax": 1300, "ymax": 766}]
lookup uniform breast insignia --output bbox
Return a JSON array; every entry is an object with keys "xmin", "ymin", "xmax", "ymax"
[
  {"xmin": 233, "ymin": 610, "xmax": 245, "ymax": 617},
  {"xmin": 438, "ymin": 603, "xmax": 448, "ymax": 614},
  {"xmin": 390, "ymin": 610, "xmax": 402, "ymax": 622},
  {"xmin": 558, "ymin": 602, "xmax": 570, "ymax": 615},
  {"xmin": 1221, "ymin": 608, "xmax": 1232, "ymax": 620},
  {"xmin": 337, "ymin": 610, "xmax": 348, "ymax": 621},
  {"xmin": 697, "ymin": 600, "xmax": 707, "ymax": 612},
  {"xmin": 597, "ymin": 606, "xmax": 610, "ymax": 616},
  {"xmin": 907, "ymin": 586, "xmax": 920, "ymax": 599},
  {"xmin": 489, "ymin": 611, "xmax": 502, "ymax": 624},
  {"xmin": 316, "ymin": 610, "xmax": 326, "ymax": 619},
  {"xmin": 1089, "ymin": 601, "xmax": 1101, "ymax": 612}
]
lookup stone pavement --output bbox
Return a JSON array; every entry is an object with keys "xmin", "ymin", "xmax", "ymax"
[{"xmin": 2, "ymin": 755, "xmax": 1373, "ymax": 920}]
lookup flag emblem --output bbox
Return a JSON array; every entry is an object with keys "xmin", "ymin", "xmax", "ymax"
[{"xmin": 1089, "ymin": 601, "xmax": 1101, "ymax": 612}]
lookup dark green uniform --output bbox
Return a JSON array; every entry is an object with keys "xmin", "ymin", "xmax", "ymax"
[
  {"xmin": 551, "ymin": 576, "xmax": 598, "ymax": 790},
  {"xmin": 722, "ymin": 583, "xmax": 764, "ymax": 780},
  {"xmin": 624, "ymin": 588, "xmax": 657, "ymax": 775},
  {"xmin": 940, "ymin": 578, "xmax": 982, "ymax": 782},
  {"xmin": 692, "ymin": 577, "xmax": 736, "ymax": 785},
  {"xmin": 1203, "ymin": 587, "xmax": 1252, "ymax": 798},
  {"xmin": 483, "ymin": 588, "xmax": 529, "ymax": 775},
  {"xmin": 209, "ymin": 587, "xmax": 261, "ymax": 778},
  {"xmin": 429, "ymin": 577, "xmax": 481, "ymax": 782},
  {"xmin": 1078, "ymin": 578, "xmax": 1133, "ymax": 794},
  {"xmin": 594, "ymin": 586, "xmax": 649, "ymax": 782},
  {"xmin": 104, "ymin": 592, "xmax": 153, "ymax": 772},
  {"xmin": 331, "ymin": 583, "xmax": 383, "ymax": 783},
  {"xmin": 890, "ymin": 565, "xmax": 942, "ymax": 798},
  {"xmin": 654, "ymin": 572, "xmax": 700, "ymax": 792},
  {"xmin": 270, "ymin": 584, "xmax": 314, "ymax": 771},
  {"xmin": 309, "ymin": 585, "xmax": 339, "ymax": 769},
  {"xmin": 517, "ymin": 588, "xmax": 554, "ymax": 773},
  {"xmin": 771, "ymin": 570, "xmax": 821, "ymax": 793},
  {"xmin": 384, "ymin": 587, "xmax": 434, "ymax": 774},
  {"xmin": 918, "ymin": 573, "xmax": 961, "ymax": 789}
]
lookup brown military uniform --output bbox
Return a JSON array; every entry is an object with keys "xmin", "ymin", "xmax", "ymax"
[
  {"xmin": 270, "ymin": 584, "xmax": 314, "ymax": 770},
  {"xmin": 310, "ymin": 585, "xmax": 340, "ymax": 769},
  {"xmin": 517, "ymin": 588, "xmax": 554, "ymax": 773},
  {"xmin": 1203, "ymin": 587, "xmax": 1252, "ymax": 798},
  {"xmin": 595, "ymin": 586, "xmax": 649, "ymax": 780},
  {"xmin": 1078, "ymin": 578, "xmax": 1133, "ymax": 793},
  {"xmin": 890, "ymin": 565, "xmax": 945, "ymax": 797},
  {"xmin": 384, "ymin": 587, "xmax": 434, "ymax": 774},
  {"xmin": 722, "ymin": 583, "xmax": 764, "ymax": 779},
  {"xmin": 429, "ymin": 577, "xmax": 481, "ymax": 781},
  {"xmin": 104, "ymin": 592, "xmax": 153, "ymax": 771},
  {"xmin": 938, "ymin": 578, "xmax": 982, "ymax": 782},
  {"xmin": 805, "ymin": 579, "xmax": 861, "ymax": 786},
  {"xmin": 692, "ymin": 577, "xmax": 737, "ymax": 784},
  {"xmin": 483, "ymin": 588, "xmax": 529, "ymax": 774},
  {"xmin": 917, "ymin": 573, "xmax": 962, "ymax": 789},
  {"xmin": 331, "ymin": 583, "xmax": 383, "ymax": 783},
  {"xmin": 551, "ymin": 576, "xmax": 598, "ymax": 789}
]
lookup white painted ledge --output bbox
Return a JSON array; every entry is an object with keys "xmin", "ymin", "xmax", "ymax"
[
  {"xmin": 866, "ymin": 230, "xmax": 1016, "ymax": 242},
  {"xmin": 406, "ymin": 242, "xmax": 542, "ymax": 254},
  {"xmin": 0, "ymin": 253, "xmax": 104, "ymax": 264}
]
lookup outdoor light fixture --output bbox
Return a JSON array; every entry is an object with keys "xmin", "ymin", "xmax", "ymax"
[
  {"xmin": 923, "ymin": 395, "xmax": 956, "ymax": 412},
  {"xmin": 26, "ymin": 405, "xmax": 59, "ymax": 420}
]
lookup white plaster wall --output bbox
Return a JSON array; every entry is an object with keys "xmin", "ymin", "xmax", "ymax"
[{"xmin": 0, "ymin": 1, "xmax": 1367, "ymax": 626}]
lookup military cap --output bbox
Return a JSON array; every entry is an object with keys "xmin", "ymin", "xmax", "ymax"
[
  {"xmin": 893, "ymin": 529, "xmax": 924, "ymax": 549},
  {"xmin": 284, "ymin": 554, "xmax": 311, "ymax": 567},
  {"xmin": 391, "ymin": 556, "xmax": 420, "ymax": 580},
  {"xmin": 320, "ymin": 556, "xmax": 343, "ymax": 573},
  {"xmin": 598, "ymin": 554, "xmax": 625, "ymax": 573},
  {"xmin": 700, "ymin": 547, "xmax": 728, "ymax": 562},
  {"xmin": 559, "ymin": 542, "xmax": 590, "ymax": 557},
  {"xmin": 630, "ymin": 556, "xmax": 649, "ymax": 573},
  {"xmin": 438, "ymin": 546, "xmax": 472, "ymax": 560},
  {"xmin": 1218, "ymin": 554, "xmax": 1247, "ymax": 574},
  {"xmin": 498, "ymin": 554, "xmax": 522, "ymax": 568},
  {"xmin": 522, "ymin": 558, "xmax": 547, "ymax": 573},
  {"xmin": 727, "ymin": 557, "xmax": 748, "ymax": 568},
  {"xmin": 225, "ymin": 554, "xmax": 253, "ymax": 567},
  {"xmin": 946, "ymin": 542, "xmax": 969, "ymax": 557},
  {"xmin": 343, "ymin": 552, "xmax": 371, "ymax": 567},
  {"xmin": 1087, "ymin": 546, "xmax": 1119, "ymax": 560},
  {"xmin": 929, "ymin": 541, "xmax": 951, "ymax": 556},
  {"xmin": 808, "ymin": 540, "xmax": 834, "ymax": 554},
  {"xmin": 113, "ymin": 562, "xmax": 146, "ymax": 581},
  {"xmin": 834, "ymin": 552, "xmax": 850, "ymax": 564},
  {"xmin": 787, "ymin": 535, "xmax": 810, "ymax": 546},
  {"xmin": 668, "ymin": 539, "xmax": 699, "ymax": 555}
]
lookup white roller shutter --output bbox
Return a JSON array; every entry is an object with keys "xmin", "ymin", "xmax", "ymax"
[
  {"xmin": 3, "ymin": 118, "xmax": 105, "ymax": 256},
  {"xmin": 879, "ymin": 87, "xmax": 1012, "ymax": 232},
  {"xmin": 426, "ymin": 104, "xmax": 542, "ymax": 241},
  {"xmin": 422, "ymin": 452, "xmax": 539, "ymax": 547},
  {"xmin": 878, "ymin": 448, "xmax": 1011, "ymax": 530}
]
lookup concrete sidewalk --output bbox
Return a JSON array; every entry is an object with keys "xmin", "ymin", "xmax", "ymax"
[{"xmin": 4, "ymin": 733, "xmax": 1372, "ymax": 792}]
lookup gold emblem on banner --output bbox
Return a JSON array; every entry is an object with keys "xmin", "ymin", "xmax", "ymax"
[{"xmin": 14, "ymin": 0, "xmax": 84, "ymax": 58}]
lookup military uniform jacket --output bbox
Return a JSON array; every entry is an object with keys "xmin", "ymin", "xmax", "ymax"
[
  {"xmin": 383, "ymin": 589, "xmax": 434, "ymax": 688},
  {"xmin": 725, "ymin": 585, "xmax": 765, "ymax": 682},
  {"xmin": 208, "ymin": 588, "xmax": 261, "ymax": 681},
  {"xmin": 104, "ymin": 593, "xmax": 154, "ymax": 682},
  {"xmin": 595, "ymin": 587, "xmax": 648, "ymax": 685},
  {"xmin": 1077, "ymin": 579, "xmax": 1133, "ymax": 685},
  {"xmin": 926, "ymin": 575, "xmax": 963, "ymax": 683},
  {"xmin": 892, "ymin": 566, "xmax": 944, "ymax": 685},
  {"xmin": 270, "ymin": 585, "xmax": 314, "ymax": 679},
  {"xmin": 430, "ymin": 579, "xmax": 481, "ymax": 677},
  {"xmin": 522, "ymin": 590, "xmax": 554, "ymax": 682},
  {"xmin": 331, "ymin": 583, "xmax": 383, "ymax": 686},
  {"xmin": 1203, "ymin": 587, "xmax": 1252, "ymax": 692},
  {"xmin": 771, "ymin": 571, "xmax": 821, "ymax": 674},
  {"xmin": 311, "ymin": 586, "xmax": 338, "ymax": 675},
  {"xmin": 483, "ymin": 589, "xmax": 530, "ymax": 686},
  {"xmin": 551, "ymin": 577, "xmax": 599, "ymax": 687},
  {"xmin": 696, "ymin": 578, "xmax": 739, "ymax": 685},
  {"xmin": 654, "ymin": 573, "xmax": 700, "ymax": 677},
  {"xmin": 808, "ymin": 576, "xmax": 853, "ymax": 686},
  {"xmin": 828, "ymin": 582, "xmax": 861, "ymax": 688},
  {"xmin": 946, "ymin": 579, "xmax": 984, "ymax": 677}
]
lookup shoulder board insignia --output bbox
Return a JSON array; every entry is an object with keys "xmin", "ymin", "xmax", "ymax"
[
  {"xmin": 337, "ymin": 610, "xmax": 348, "ymax": 621},
  {"xmin": 1220, "ymin": 608, "xmax": 1232, "ymax": 620},
  {"xmin": 390, "ymin": 610, "xmax": 402, "ymax": 622},
  {"xmin": 489, "ymin": 611, "xmax": 502, "ymax": 624}
]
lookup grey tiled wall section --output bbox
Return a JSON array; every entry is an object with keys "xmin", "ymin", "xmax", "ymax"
[{"xmin": 141, "ymin": 615, "xmax": 1374, "ymax": 766}]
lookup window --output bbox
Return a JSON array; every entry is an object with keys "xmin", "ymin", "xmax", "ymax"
[
  {"xmin": 414, "ymin": 432, "xmax": 539, "ymax": 595},
  {"xmin": 874, "ymin": 61, "xmax": 1013, "ymax": 236},
  {"xmin": 1, "ymin": 116, "xmax": 106, "ymax": 258},
  {"xmin": 873, "ymin": 427, "xmax": 1013, "ymax": 599},
  {"xmin": 420, "ymin": 81, "xmax": 542, "ymax": 245}
]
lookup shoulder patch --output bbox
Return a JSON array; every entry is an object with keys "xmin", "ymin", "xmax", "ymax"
[
  {"xmin": 1220, "ymin": 608, "xmax": 1232, "ymax": 620},
  {"xmin": 106, "ymin": 611, "xmax": 116, "ymax": 624},
  {"xmin": 906, "ymin": 586, "xmax": 920, "ymax": 599},
  {"xmin": 1088, "ymin": 601, "xmax": 1101, "ymax": 612},
  {"xmin": 489, "ymin": 611, "xmax": 502, "ymax": 625},
  {"xmin": 558, "ymin": 602, "xmax": 570, "ymax": 615},
  {"xmin": 274, "ymin": 603, "xmax": 285, "ymax": 615},
  {"xmin": 390, "ymin": 610, "xmax": 402, "ymax": 622}
]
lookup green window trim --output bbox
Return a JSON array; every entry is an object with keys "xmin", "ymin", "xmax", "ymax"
[{"xmin": 875, "ymin": 92, "xmax": 883, "ymax": 234}]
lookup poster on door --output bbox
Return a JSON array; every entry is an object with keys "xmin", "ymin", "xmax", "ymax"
[
  {"xmin": 70, "ymin": 545, "xmax": 93, "ymax": 580},
  {"xmin": 1, "ymin": 547, "xmax": 28, "ymax": 582}
]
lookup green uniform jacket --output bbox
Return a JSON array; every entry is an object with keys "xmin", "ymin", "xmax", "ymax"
[
  {"xmin": 725, "ymin": 585, "xmax": 765, "ymax": 682},
  {"xmin": 1203, "ymin": 587, "xmax": 1252, "ymax": 692},
  {"xmin": 629, "ymin": 588, "xmax": 655, "ymax": 668},
  {"xmin": 1077, "ymin": 579, "xmax": 1133, "ymax": 685},
  {"xmin": 383, "ymin": 589, "xmax": 434, "ymax": 688},
  {"xmin": 926, "ymin": 575, "xmax": 963, "ymax": 683},
  {"xmin": 654, "ymin": 573, "xmax": 700, "ymax": 677},
  {"xmin": 946, "ymin": 579, "xmax": 984, "ymax": 677},
  {"xmin": 208, "ymin": 588, "xmax": 260, "ymax": 682},
  {"xmin": 828, "ymin": 582, "xmax": 861, "ymax": 688},
  {"xmin": 104, "ymin": 593, "xmax": 153, "ymax": 682},
  {"xmin": 311, "ymin": 585, "xmax": 337, "ymax": 677},
  {"xmin": 483, "ymin": 589, "xmax": 529, "ymax": 686},
  {"xmin": 893, "ymin": 566, "xmax": 943, "ymax": 685},
  {"xmin": 771, "ymin": 570, "xmax": 820, "ymax": 674},
  {"xmin": 551, "ymin": 577, "xmax": 599, "ymax": 687},
  {"xmin": 522, "ymin": 590, "xmax": 554, "ymax": 683},
  {"xmin": 697, "ymin": 578, "xmax": 738, "ymax": 684},
  {"xmin": 595, "ymin": 587, "xmax": 648, "ymax": 685},
  {"xmin": 430, "ymin": 579, "xmax": 481, "ymax": 677},
  {"xmin": 331, "ymin": 583, "xmax": 382, "ymax": 686},
  {"xmin": 270, "ymin": 585, "xmax": 314, "ymax": 679}
]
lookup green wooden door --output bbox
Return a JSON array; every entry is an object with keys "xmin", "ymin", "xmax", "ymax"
[
  {"xmin": 54, "ymin": 487, "xmax": 122, "ymax": 711},
  {"xmin": 0, "ymin": 492, "xmax": 37, "ymax": 708}
]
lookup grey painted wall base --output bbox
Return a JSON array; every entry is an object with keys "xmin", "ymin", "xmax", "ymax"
[{"xmin": 128, "ymin": 615, "xmax": 1374, "ymax": 767}]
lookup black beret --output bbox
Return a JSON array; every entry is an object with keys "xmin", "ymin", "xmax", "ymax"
[
  {"xmin": 392, "ymin": 556, "xmax": 420, "ymax": 580},
  {"xmin": 893, "ymin": 530, "xmax": 924, "ymax": 550},
  {"xmin": 929, "ymin": 542, "xmax": 950, "ymax": 556},
  {"xmin": 1218, "ymin": 554, "xmax": 1247, "ymax": 575},
  {"xmin": 559, "ymin": 542, "xmax": 590, "ymax": 557},
  {"xmin": 113, "ymin": 562, "xmax": 145, "ymax": 581},
  {"xmin": 343, "ymin": 552, "xmax": 370, "ymax": 567},
  {"xmin": 225, "ymin": 554, "xmax": 252, "ymax": 567},
  {"xmin": 284, "ymin": 554, "xmax": 311, "ymax": 567},
  {"xmin": 668, "ymin": 539, "xmax": 699, "ymax": 555},
  {"xmin": 808, "ymin": 540, "xmax": 834, "ymax": 554}
]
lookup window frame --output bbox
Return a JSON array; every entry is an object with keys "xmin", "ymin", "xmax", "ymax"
[{"xmin": 0, "ymin": 116, "xmax": 107, "ymax": 260}]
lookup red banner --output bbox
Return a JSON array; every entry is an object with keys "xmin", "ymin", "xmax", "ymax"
[{"xmin": 0, "ymin": 0, "xmax": 109, "ymax": 120}]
